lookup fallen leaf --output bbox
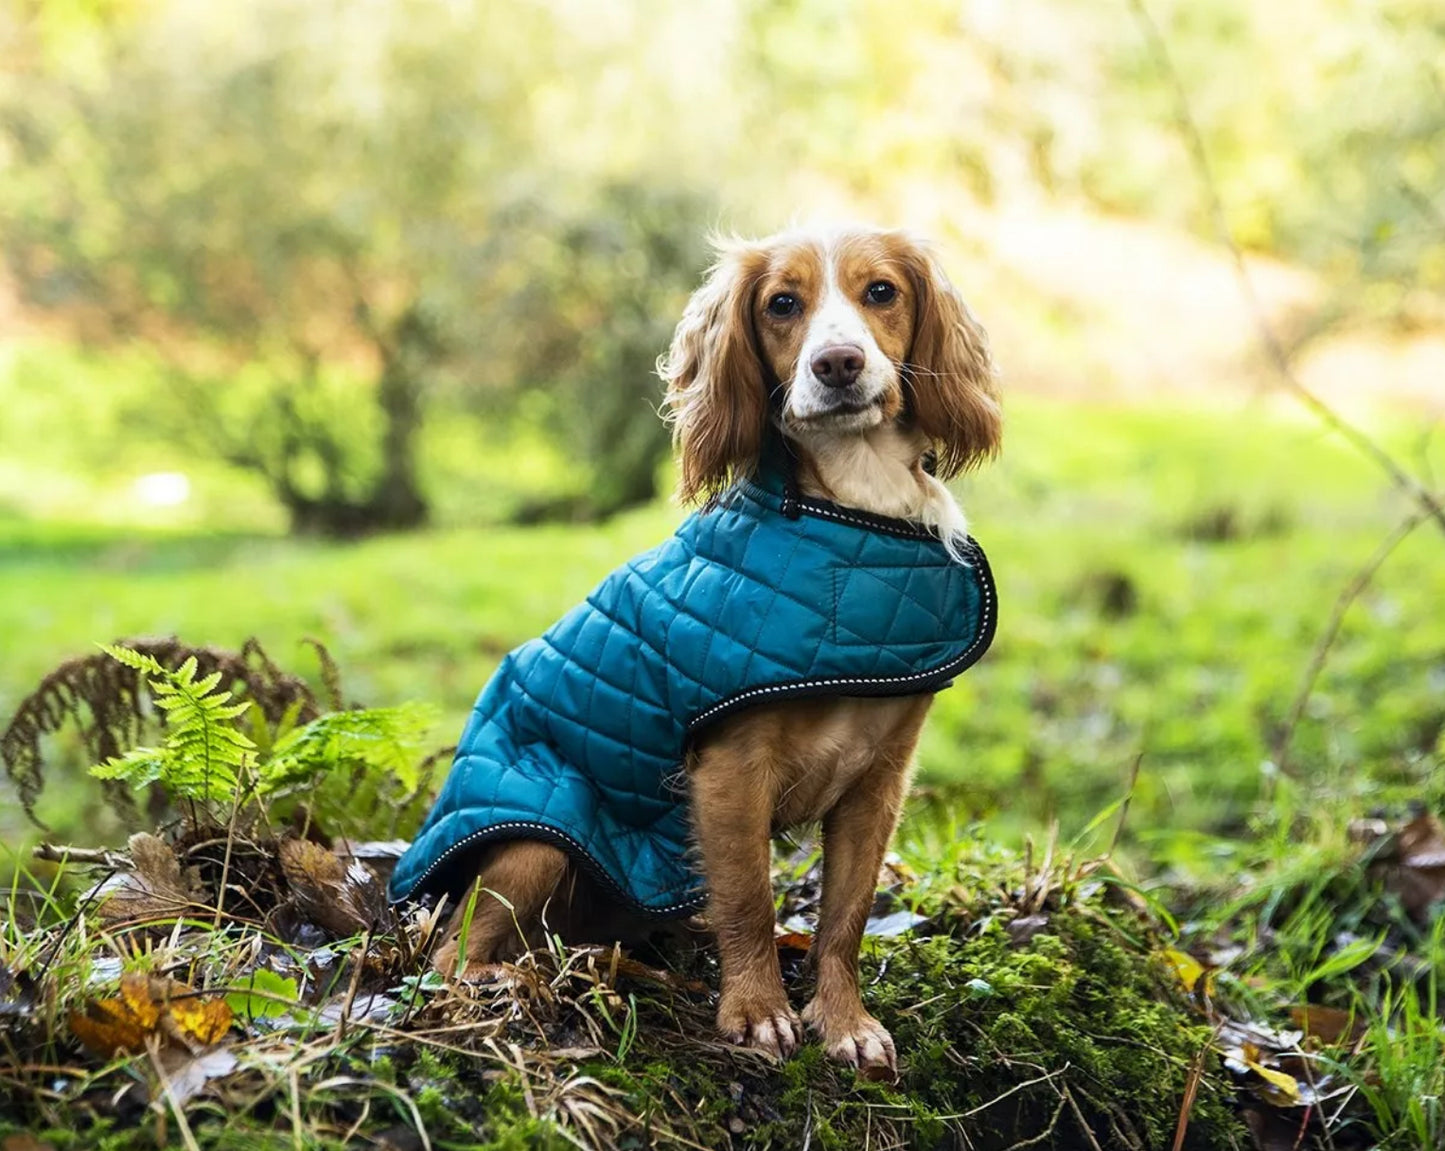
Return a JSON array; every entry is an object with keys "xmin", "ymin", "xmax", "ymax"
[
  {"xmin": 93, "ymin": 833, "xmax": 197, "ymax": 925},
  {"xmin": 155, "ymin": 1044, "xmax": 238, "ymax": 1108},
  {"xmin": 69, "ymin": 973, "xmax": 232, "ymax": 1058},
  {"xmin": 279, "ymin": 837, "xmax": 387, "ymax": 938},
  {"xmin": 1006, "ymin": 913, "xmax": 1049, "ymax": 945},
  {"xmin": 774, "ymin": 932, "xmax": 813, "ymax": 953},
  {"xmin": 316, "ymin": 992, "xmax": 399, "ymax": 1026},
  {"xmin": 163, "ymin": 995, "xmax": 233, "ymax": 1047},
  {"xmin": 1217, "ymin": 1019, "xmax": 1304, "ymax": 1056},
  {"xmin": 1398, "ymin": 812, "xmax": 1445, "ymax": 868},
  {"xmin": 1289, "ymin": 1004, "xmax": 1362, "ymax": 1046},
  {"xmin": 864, "ymin": 909, "xmax": 929, "ymax": 937},
  {"xmin": 1246, "ymin": 1058, "xmax": 1302, "ymax": 1107},
  {"xmin": 69, "ymin": 997, "xmax": 154, "ymax": 1057},
  {"xmin": 1376, "ymin": 812, "xmax": 1445, "ymax": 920},
  {"xmin": 1162, "ymin": 948, "xmax": 1206, "ymax": 993}
]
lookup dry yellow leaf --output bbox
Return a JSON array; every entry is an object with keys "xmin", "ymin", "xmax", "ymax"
[
  {"xmin": 69, "ymin": 973, "xmax": 231, "ymax": 1059},
  {"xmin": 118, "ymin": 972, "xmax": 163, "ymax": 1030},
  {"xmin": 165, "ymin": 994, "xmax": 233, "ymax": 1046},
  {"xmin": 1246, "ymin": 1058, "xmax": 1302, "ymax": 1106},
  {"xmin": 1161, "ymin": 948, "xmax": 1205, "ymax": 993},
  {"xmin": 68, "ymin": 996, "xmax": 153, "ymax": 1058}
]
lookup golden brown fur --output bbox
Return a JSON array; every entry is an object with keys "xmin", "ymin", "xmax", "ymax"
[{"xmin": 431, "ymin": 225, "xmax": 1000, "ymax": 1078}]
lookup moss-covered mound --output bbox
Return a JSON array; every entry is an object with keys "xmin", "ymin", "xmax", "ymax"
[
  {"xmin": 2, "ymin": 890, "xmax": 1243, "ymax": 1150},
  {"xmin": 574, "ymin": 908, "xmax": 1240, "ymax": 1150},
  {"xmin": 1, "ymin": 644, "xmax": 1246, "ymax": 1148}
]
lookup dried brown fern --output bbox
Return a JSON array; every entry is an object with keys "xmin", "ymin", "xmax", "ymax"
[{"xmin": 1, "ymin": 637, "xmax": 327, "ymax": 829}]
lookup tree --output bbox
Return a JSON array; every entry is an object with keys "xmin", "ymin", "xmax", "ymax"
[{"xmin": 1, "ymin": 1, "xmax": 717, "ymax": 533}]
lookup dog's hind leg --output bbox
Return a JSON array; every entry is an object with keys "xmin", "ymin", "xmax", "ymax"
[{"xmin": 430, "ymin": 840, "xmax": 570, "ymax": 978}]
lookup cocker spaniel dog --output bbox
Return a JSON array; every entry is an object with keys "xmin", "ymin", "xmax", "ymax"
[{"xmin": 390, "ymin": 224, "xmax": 1001, "ymax": 1080}]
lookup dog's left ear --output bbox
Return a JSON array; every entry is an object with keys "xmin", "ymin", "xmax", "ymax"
[{"xmin": 897, "ymin": 238, "xmax": 1002, "ymax": 479}]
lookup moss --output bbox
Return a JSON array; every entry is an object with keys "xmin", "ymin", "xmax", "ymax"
[
  {"xmin": 568, "ymin": 902, "xmax": 1244, "ymax": 1150},
  {"xmin": 1, "ymin": 867, "xmax": 1247, "ymax": 1150}
]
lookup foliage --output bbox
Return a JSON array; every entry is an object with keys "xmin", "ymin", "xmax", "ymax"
[
  {"xmin": 0, "ymin": 636, "xmax": 323, "ymax": 830},
  {"xmin": 483, "ymin": 184, "xmax": 717, "ymax": 520},
  {"xmin": 0, "ymin": 1, "xmax": 719, "ymax": 534},
  {"xmin": 0, "ymin": 817, "xmax": 1248, "ymax": 1150},
  {"xmin": 89, "ymin": 645, "xmax": 257, "ymax": 807},
  {"xmin": 7, "ymin": 642, "xmax": 440, "ymax": 839}
]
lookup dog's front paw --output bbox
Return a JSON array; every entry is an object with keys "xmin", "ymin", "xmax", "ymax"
[
  {"xmin": 717, "ymin": 995, "xmax": 802, "ymax": 1060},
  {"xmin": 802, "ymin": 1000, "xmax": 897, "ymax": 1081}
]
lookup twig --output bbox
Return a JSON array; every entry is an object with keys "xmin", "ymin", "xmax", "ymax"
[
  {"xmin": 1063, "ymin": 1086, "xmax": 1108, "ymax": 1151},
  {"xmin": 933, "ymin": 1064, "xmax": 1070, "ymax": 1119},
  {"xmin": 1106, "ymin": 753, "xmax": 1144, "ymax": 860},
  {"xmin": 1171, "ymin": 1033, "xmax": 1210, "ymax": 1151},
  {"xmin": 999, "ymin": 1091, "xmax": 1067, "ymax": 1151},
  {"xmin": 32, "ymin": 844, "xmax": 128, "ymax": 866},
  {"xmin": 148, "ymin": 1040, "xmax": 202, "ymax": 1151},
  {"xmin": 212, "ymin": 767, "xmax": 248, "ymax": 931},
  {"xmin": 1273, "ymin": 509, "xmax": 1427, "ymax": 775},
  {"xmin": 1126, "ymin": 0, "xmax": 1445, "ymax": 541},
  {"xmin": 333, "ymin": 927, "xmax": 375, "ymax": 1045}
]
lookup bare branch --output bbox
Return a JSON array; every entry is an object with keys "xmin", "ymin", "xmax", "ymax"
[
  {"xmin": 1126, "ymin": 0, "xmax": 1445, "ymax": 540},
  {"xmin": 1273, "ymin": 508, "xmax": 1427, "ymax": 776}
]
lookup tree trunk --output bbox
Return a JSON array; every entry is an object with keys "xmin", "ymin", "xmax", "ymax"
[{"xmin": 368, "ymin": 354, "xmax": 428, "ymax": 531}]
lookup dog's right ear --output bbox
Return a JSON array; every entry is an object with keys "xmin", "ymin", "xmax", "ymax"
[{"xmin": 659, "ymin": 245, "xmax": 769, "ymax": 505}]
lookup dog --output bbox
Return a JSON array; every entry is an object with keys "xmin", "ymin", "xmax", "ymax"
[{"xmin": 394, "ymin": 225, "xmax": 1001, "ymax": 1079}]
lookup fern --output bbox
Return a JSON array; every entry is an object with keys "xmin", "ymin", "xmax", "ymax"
[
  {"xmin": 261, "ymin": 703, "xmax": 437, "ymax": 796},
  {"xmin": 86, "ymin": 645, "xmax": 437, "ymax": 835},
  {"xmin": 92, "ymin": 645, "xmax": 256, "ymax": 806}
]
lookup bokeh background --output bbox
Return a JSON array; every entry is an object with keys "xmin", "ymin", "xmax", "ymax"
[{"xmin": 2, "ymin": 0, "xmax": 1442, "ymax": 863}]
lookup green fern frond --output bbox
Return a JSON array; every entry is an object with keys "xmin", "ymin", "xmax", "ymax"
[
  {"xmin": 89, "ymin": 748, "xmax": 165, "ymax": 789},
  {"xmin": 86, "ymin": 644, "xmax": 437, "ymax": 835},
  {"xmin": 90, "ymin": 644, "xmax": 257, "ymax": 805},
  {"xmin": 99, "ymin": 643, "xmax": 168, "ymax": 677},
  {"xmin": 261, "ymin": 702, "xmax": 437, "ymax": 795}
]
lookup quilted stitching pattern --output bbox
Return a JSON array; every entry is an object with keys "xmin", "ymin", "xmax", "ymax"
[{"xmin": 388, "ymin": 467, "xmax": 997, "ymax": 916}]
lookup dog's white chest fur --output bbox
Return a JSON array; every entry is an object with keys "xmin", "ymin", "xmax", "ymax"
[{"xmin": 792, "ymin": 424, "xmax": 972, "ymax": 557}]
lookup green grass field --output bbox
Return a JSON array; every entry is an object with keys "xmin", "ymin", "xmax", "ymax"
[
  {"xmin": 5, "ymin": 385, "xmax": 1444, "ymax": 1149},
  {"xmin": 5, "ymin": 393, "xmax": 1440, "ymax": 868}
]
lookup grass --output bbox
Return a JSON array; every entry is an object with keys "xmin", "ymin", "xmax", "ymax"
[
  {"xmin": 3, "ymin": 392, "xmax": 1441, "ymax": 857},
  {"xmin": 1, "ymin": 808, "xmax": 1248, "ymax": 1150},
  {"xmin": 2, "ymin": 374, "xmax": 1443, "ymax": 1147}
]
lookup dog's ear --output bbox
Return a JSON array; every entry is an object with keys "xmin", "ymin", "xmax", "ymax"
[
  {"xmin": 896, "ymin": 237, "xmax": 1002, "ymax": 480},
  {"xmin": 660, "ymin": 245, "xmax": 769, "ymax": 505}
]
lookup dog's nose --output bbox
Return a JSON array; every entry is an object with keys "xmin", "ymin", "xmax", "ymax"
[{"xmin": 810, "ymin": 344, "xmax": 865, "ymax": 388}]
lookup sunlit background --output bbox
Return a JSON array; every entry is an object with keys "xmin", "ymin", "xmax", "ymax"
[{"xmin": 2, "ymin": 0, "xmax": 1442, "ymax": 860}]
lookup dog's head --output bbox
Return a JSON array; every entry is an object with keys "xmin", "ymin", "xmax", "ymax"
[{"xmin": 660, "ymin": 226, "xmax": 1001, "ymax": 504}]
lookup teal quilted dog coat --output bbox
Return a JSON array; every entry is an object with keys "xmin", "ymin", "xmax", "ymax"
[{"xmin": 388, "ymin": 452, "xmax": 996, "ymax": 915}]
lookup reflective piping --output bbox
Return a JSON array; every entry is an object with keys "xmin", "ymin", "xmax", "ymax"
[
  {"xmin": 685, "ymin": 539, "xmax": 997, "ymax": 734},
  {"xmin": 389, "ymin": 819, "xmax": 704, "ymax": 917}
]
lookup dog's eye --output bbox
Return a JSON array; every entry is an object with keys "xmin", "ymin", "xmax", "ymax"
[
  {"xmin": 765, "ymin": 293, "xmax": 800, "ymax": 318},
  {"xmin": 866, "ymin": 281, "xmax": 897, "ymax": 305}
]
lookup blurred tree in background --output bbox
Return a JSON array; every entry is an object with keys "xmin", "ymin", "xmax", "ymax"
[
  {"xmin": 0, "ymin": 0, "xmax": 1441, "ymax": 533},
  {"xmin": 0, "ymin": 0, "xmax": 717, "ymax": 533}
]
